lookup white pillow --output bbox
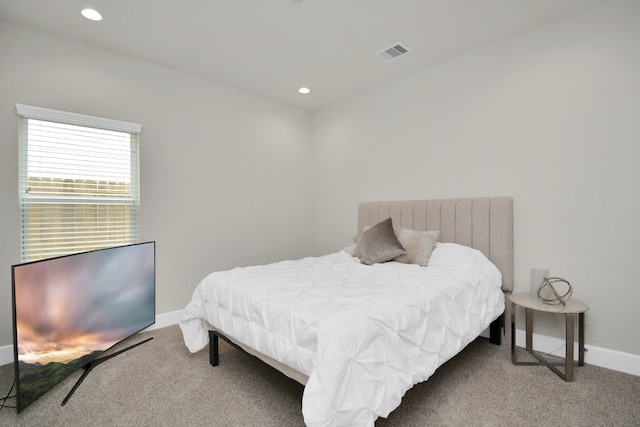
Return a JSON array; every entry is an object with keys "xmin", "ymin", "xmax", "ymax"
[
  {"xmin": 342, "ymin": 244, "xmax": 357, "ymax": 256},
  {"xmin": 428, "ymin": 242, "xmax": 481, "ymax": 265}
]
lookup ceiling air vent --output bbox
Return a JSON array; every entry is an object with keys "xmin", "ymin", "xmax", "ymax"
[{"xmin": 375, "ymin": 42, "xmax": 411, "ymax": 63}]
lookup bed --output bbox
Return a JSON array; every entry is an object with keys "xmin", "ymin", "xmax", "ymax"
[{"xmin": 180, "ymin": 197, "xmax": 513, "ymax": 426}]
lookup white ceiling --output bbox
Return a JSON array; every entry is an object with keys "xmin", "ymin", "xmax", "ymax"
[{"xmin": 0, "ymin": 0, "xmax": 608, "ymax": 110}]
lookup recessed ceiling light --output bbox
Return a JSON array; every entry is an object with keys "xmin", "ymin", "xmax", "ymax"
[
  {"xmin": 81, "ymin": 8, "xmax": 103, "ymax": 21},
  {"xmin": 298, "ymin": 87, "xmax": 311, "ymax": 94}
]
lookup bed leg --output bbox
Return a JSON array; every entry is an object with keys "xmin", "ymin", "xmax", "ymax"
[
  {"xmin": 209, "ymin": 331, "xmax": 219, "ymax": 366},
  {"xmin": 489, "ymin": 315, "xmax": 503, "ymax": 345}
]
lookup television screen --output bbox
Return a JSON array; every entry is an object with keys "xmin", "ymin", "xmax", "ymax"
[{"xmin": 11, "ymin": 242, "xmax": 155, "ymax": 412}]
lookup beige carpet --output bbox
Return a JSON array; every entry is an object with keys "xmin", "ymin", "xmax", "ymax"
[{"xmin": 1, "ymin": 325, "xmax": 639, "ymax": 426}]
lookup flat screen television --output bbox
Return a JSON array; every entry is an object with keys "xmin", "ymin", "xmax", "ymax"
[{"xmin": 11, "ymin": 241, "xmax": 155, "ymax": 413}]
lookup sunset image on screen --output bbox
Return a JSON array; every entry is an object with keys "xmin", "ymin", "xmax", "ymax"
[
  {"xmin": 12, "ymin": 243, "xmax": 155, "ymax": 411},
  {"xmin": 14, "ymin": 244, "xmax": 154, "ymax": 365}
]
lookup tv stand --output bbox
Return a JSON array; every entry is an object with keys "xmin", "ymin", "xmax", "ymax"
[{"xmin": 61, "ymin": 337, "xmax": 153, "ymax": 406}]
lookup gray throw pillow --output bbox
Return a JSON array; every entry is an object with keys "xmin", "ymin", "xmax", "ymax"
[{"xmin": 357, "ymin": 217, "xmax": 406, "ymax": 265}]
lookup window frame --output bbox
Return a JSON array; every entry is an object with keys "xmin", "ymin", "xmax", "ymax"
[{"xmin": 16, "ymin": 104, "xmax": 143, "ymax": 261}]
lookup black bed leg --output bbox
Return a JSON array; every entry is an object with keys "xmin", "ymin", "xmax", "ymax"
[
  {"xmin": 489, "ymin": 315, "xmax": 503, "ymax": 345},
  {"xmin": 209, "ymin": 331, "xmax": 219, "ymax": 366}
]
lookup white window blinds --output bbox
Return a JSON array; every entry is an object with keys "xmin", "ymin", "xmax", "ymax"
[{"xmin": 16, "ymin": 104, "xmax": 142, "ymax": 261}]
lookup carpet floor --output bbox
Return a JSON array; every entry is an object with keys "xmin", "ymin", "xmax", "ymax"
[{"xmin": 1, "ymin": 325, "xmax": 638, "ymax": 426}]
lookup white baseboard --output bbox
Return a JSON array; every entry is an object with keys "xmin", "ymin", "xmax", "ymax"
[
  {"xmin": 2, "ymin": 313, "xmax": 639, "ymax": 378},
  {"xmin": 514, "ymin": 329, "xmax": 640, "ymax": 377},
  {"xmin": 0, "ymin": 344, "xmax": 13, "ymax": 367},
  {"xmin": 144, "ymin": 309, "xmax": 184, "ymax": 332},
  {"xmin": 0, "ymin": 309, "xmax": 185, "ymax": 367}
]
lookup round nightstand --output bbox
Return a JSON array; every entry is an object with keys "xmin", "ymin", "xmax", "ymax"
[{"xmin": 509, "ymin": 293, "xmax": 588, "ymax": 382}]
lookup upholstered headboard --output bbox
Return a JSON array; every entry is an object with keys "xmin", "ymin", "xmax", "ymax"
[{"xmin": 358, "ymin": 197, "xmax": 514, "ymax": 293}]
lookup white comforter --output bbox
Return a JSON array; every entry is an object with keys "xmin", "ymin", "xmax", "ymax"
[{"xmin": 180, "ymin": 243, "xmax": 504, "ymax": 426}]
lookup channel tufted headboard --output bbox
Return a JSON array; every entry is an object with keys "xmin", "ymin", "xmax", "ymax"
[{"xmin": 358, "ymin": 197, "xmax": 514, "ymax": 293}]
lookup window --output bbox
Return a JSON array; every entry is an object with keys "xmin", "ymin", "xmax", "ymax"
[{"xmin": 16, "ymin": 104, "xmax": 142, "ymax": 261}]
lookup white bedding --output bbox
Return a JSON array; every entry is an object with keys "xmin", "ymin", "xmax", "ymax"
[{"xmin": 180, "ymin": 243, "xmax": 504, "ymax": 426}]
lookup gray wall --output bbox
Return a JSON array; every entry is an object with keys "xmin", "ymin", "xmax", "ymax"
[
  {"xmin": 0, "ymin": 21, "xmax": 314, "ymax": 348},
  {"xmin": 311, "ymin": 0, "xmax": 640, "ymax": 356}
]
